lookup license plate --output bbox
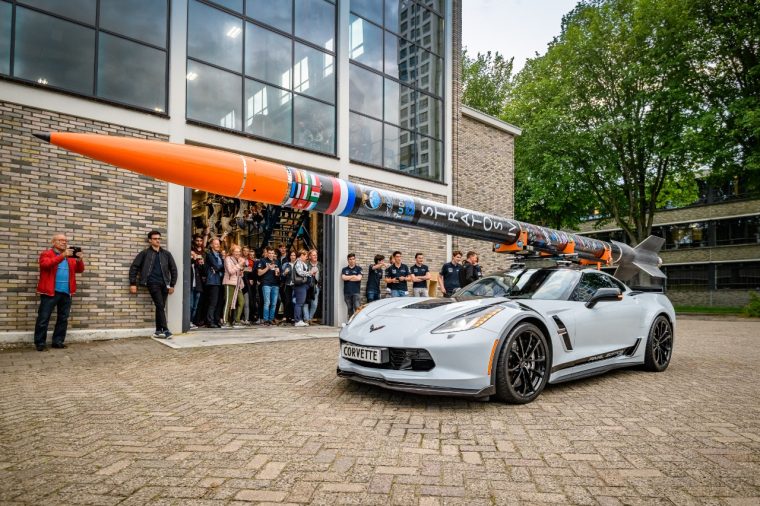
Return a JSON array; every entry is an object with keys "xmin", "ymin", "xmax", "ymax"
[{"xmin": 341, "ymin": 343, "xmax": 387, "ymax": 364}]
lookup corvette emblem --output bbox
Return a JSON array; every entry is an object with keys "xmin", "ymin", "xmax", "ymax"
[{"xmin": 369, "ymin": 324, "xmax": 385, "ymax": 333}]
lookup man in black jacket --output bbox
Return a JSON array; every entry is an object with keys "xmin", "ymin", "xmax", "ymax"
[
  {"xmin": 459, "ymin": 251, "xmax": 482, "ymax": 288},
  {"xmin": 129, "ymin": 230, "xmax": 178, "ymax": 339}
]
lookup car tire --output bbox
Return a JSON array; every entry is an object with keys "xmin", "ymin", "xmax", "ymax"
[
  {"xmin": 495, "ymin": 322, "xmax": 551, "ymax": 404},
  {"xmin": 643, "ymin": 315, "xmax": 673, "ymax": 372}
]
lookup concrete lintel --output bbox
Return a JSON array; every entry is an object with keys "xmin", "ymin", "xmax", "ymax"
[{"xmin": 461, "ymin": 105, "xmax": 522, "ymax": 136}]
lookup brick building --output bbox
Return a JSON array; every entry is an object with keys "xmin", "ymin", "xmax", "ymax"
[{"xmin": 0, "ymin": 0, "xmax": 519, "ymax": 342}]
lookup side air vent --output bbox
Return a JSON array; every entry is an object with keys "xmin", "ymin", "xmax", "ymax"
[{"xmin": 552, "ymin": 315, "xmax": 573, "ymax": 351}]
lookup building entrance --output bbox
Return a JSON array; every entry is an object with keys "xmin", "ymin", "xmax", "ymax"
[{"xmin": 189, "ymin": 191, "xmax": 333, "ymax": 328}]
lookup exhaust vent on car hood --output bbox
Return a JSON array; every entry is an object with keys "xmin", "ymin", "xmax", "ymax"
[{"xmin": 403, "ymin": 299, "xmax": 458, "ymax": 309}]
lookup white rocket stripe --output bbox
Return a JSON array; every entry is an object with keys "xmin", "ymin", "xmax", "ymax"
[
  {"xmin": 234, "ymin": 155, "xmax": 247, "ymax": 198},
  {"xmin": 335, "ymin": 178, "xmax": 349, "ymax": 215}
]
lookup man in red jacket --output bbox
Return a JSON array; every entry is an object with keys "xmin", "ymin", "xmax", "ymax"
[{"xmin": 34, "ymin": 233, "xmax": 85, "ymax": 351}]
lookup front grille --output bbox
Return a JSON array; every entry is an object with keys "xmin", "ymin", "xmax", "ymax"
[{"xmin": 341, "ymin": 340, "xmax": 435, "ymax": 371}]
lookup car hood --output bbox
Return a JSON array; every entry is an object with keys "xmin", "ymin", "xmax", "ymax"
[{"xmin": 351, "ymin": 296, "xmax": 513, "ymax": 325}]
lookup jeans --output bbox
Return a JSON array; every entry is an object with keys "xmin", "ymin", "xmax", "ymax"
[
  {"xmin": 303, "ymin": 286, "xmax": 320, "ymax": 321},
  {"xmin": 412, "ymin": 287, "xmax": 428, "ymax": 297},
  {"xmin": 390, "ymin": 289, "xmax": 407, "ymax": 297},
  {"xmin": 344, "ymin": 293, "xmax": 361, "ymax": 317},
  {"xmin": 262, "ymin": 284, "xmax": 279, "ymax": 322},
  {"xmin": 366, "ymin": 290, "xmax": 380, "ymax": 303},
  {"xmin": 34, "ymin": 291, "xmax": 72, "ymax": 347},
  {"xmin": 190, "ymin": 290, "xmax": 202, "ymax": 322},
  {"xmin": 148, "ymin": 283, "xmax": 169, "ymax": 332},
  {"xmin": 293, "ymin": 284, "xmax": 308, "ymax": 322}
]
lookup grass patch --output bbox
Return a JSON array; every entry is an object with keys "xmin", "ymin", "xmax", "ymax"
[{"xmin": 674, "ymin": 305, "xmax": 743, "ymax": 315}]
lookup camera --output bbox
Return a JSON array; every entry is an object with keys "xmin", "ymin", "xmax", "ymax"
[{"xmin": 70, "ymin": 246, "xmax": 82, "ymax": 255}]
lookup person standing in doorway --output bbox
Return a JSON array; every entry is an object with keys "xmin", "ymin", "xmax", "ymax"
[
  {"xmin": 341, "ymin": 253, "xmax": 363, "ymax": 318},
  {"xmin": 292, "ymin": 249, "xmax": 311, "ymax": 327},
  {"xmin": 409, "ymin": 252, "xmax": 431, "ymax": 297},
  {"xmin": 222, "ymin": 245, "xmax": 246, "ymax": 328},
  {"xmin": 303, "ymin": 249, "xmax": 322, "ymax": 324},
  {"xmin": 189, "ymin": 234, "xmax": 205, "ymax": 329},
  {"xmin": 280, "ymin": 250, "xmax": 296, "ymax": 324},
  {"xmin": 257, "ymin": 246, "xmax": 280, "ymax": 325},
  {"xmin": 204, "ymin": 238, "xmax": 224, "ymax": 328},
  {"xmin": 129, "ymin": 230, "xmax": 178, "ymax": 338},
  {"xmin": 34, "ymin": 233, "xmax": 85, "ymax": 351}
]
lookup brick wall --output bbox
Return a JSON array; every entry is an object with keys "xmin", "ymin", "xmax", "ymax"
[
  {"xmin": 0, "ymin": 101, "xmax": 168, "ymax": 332},
  {"xmin": 667, "ymin": 289, "xmax": 756, "ymax": 308},
  {"xmin": 347, "ymin": 177, "xmax": 448, "ymax": 300},
  {"xmin": 453, "ymin": 114, "xmax": 516, "ymax": 274}
]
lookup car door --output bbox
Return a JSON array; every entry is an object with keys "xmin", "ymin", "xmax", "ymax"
[{"xmin": 569, "ymin": 272, "xmax": 643, "ymax": 357}]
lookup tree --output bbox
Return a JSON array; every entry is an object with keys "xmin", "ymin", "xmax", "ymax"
[
  {"xmin": 506, "ymin": 0, "xmax": 702, "ymax": 243},
  {"xmin": 461, "ymin": 49, "xmax": 514, "ymax": 116},
  {"xmin": 689, "ymin": 0, "xmax": 760, "ymax": 192}
]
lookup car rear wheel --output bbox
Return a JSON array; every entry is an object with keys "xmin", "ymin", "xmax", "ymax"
[
  {"xmin": 644, "ymin": 315, "xmax": 673, "ymax": 372},
  {"xmin": 495, "ymin": 322, "xmax": 550, "ymax": 404}
]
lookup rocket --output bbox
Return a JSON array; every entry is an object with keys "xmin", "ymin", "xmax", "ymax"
[{"xmin": 33, "ymin": 132, "xmax": 665, "ymax": 281}]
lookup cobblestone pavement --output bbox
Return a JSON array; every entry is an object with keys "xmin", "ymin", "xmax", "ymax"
[{"xmin": 0, "ymin": 318, "xmax": 758, "ymax": 505}]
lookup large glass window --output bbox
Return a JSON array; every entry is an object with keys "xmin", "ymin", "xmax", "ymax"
[
  {"xmin": 2, "ymin": 1, "xmax": 168, "ymax": 112},
  {"xmin": 188, "ymin": 0, "xmax": 337, "ymax": 155},
  {"xmin": 349, "ymin": 0, "xmax": 445, "ymax": 181},
  {"xmin": 717, "ymin": 262, "xmax": 760, "ymax": 289},
  {"xmin": 663, "ymin": 264, "xmax": 709, "ymax": 290},
  {"xmin": 715, "ymin": 216, "xmax": 760, "ymax": 246}
]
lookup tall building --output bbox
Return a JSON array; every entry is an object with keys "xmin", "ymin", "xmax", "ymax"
[{"xmin": 0, "ymin": 0, "xmax": 519, "ymax": 342}]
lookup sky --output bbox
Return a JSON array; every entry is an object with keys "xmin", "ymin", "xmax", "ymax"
[{"xmin": 462, "ymin": 0, "xmax": 580, "ymax": 74}]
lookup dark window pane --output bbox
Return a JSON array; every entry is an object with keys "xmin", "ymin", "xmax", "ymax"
[
  {"xmin": 294, "ymin": 95, "xmax": 334, "ymax": 153},
  {"xmin": 99, "ymin": 0, "xmax": 168, "ymax": 48},
  {"xmin": 349, "ymin": 14, "xmax": 382, "ymax": 71},
  {"xmin": 349, "ymin": 112, "xmax": 382, "ymax": 165},
  {"xmin": 209, "ymin": 0, "xmax": 242, "ymax": 12},
  {"xmin": 384, "ymin": 124, "xmax": 415, "ymax": 171},
  {"xmin": 245, "ymin": 79, "xmax": 292, "ymax": 144},
  {"xmin": 418, "ymin": 49, "xmax": 442, "ymax": 96},
  {"xmin": 188, "ymin": 0, "xmax": 242, "ymax": 72},
  {"xmin": 664, "ymin": 264, "xmax": 709, "ymax": 289},
  {"xmin": 350, "ymin": 0, "xmax": 382, "ymax": 25},
  {"xmin": 19, "ymin": 0, "xmax": 96, "ymax": 25},
  {"xmin": 187, "ymin": 60, "xmax": 242, "ymax": 130},
  {"xmin": 384, "ymin": 31, "xmax": 399, "ymax": 78},
  {"xmin": 0, "ymin": 1, "xmax": 10, "ymax": 75},
  {"xmin": 295, "ymin": 0, "xmax": 334, "ymax": 51},
  {"xmin": 349, "ymin": 63, "xmax": 382, "ymax": 119},
  {"xmin": 419, "ymin": 0, "xmax": 443, "ymax": 14},
  {"xmin": 717, "ymin": 262, "xmax": 760, "ymax": 289},
  {"xmin": 245, "ymin": 23, "xmax": 291, "ymax": 88},
  {"xmin": 413, "ymin": 9, "xmax": 443, "ymax": 55},
  {"xmin": 294, "ymin": 42, "xmax": 334, "ymax": 103},
  {"xmin": 14, "ymin": 7, "xmax": 94, "ymax": 94},
  {"xmin": 397, "ymin": 38, "xmax": 417, "ymax": 87},
  {"xmin": 384, "ymin": 78, "xmax": 415, "ymax": 127},
  {"xmin": 413, "ymin": 135, "xmax": 440, "ymax": 180},
  {"xmin": 416, "ymin": 95, "xmax": 442, "ymax": 139},
  {"xmin": 247, "ymin": 0, "xmax": 292, "ymax": 33},
  {"xmin": 97, "ymin": 33, "xmax": 166, "ymax": 111},
  {"xmin": 715, "ymin": 216, "xmax": 760, "ymax": 246}
]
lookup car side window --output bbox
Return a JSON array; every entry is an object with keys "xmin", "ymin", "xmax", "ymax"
[{"xmin": 571, "ymin": 272, "xmax": 616, "ymax": 302}]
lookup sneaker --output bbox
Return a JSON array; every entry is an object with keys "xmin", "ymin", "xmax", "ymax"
[
  {"xmin": 152, "ymin": 331, "xmax": 166, "ymax": 339},
  {"xmin": 163, "ymin": 331, "xmax": 172, "ymax": 339},
  {"xmin": 221, "ymin": 324, "xmax": 232, "ymax": 329},
  {"xmin": 294, "ymin": 321, "xmax": 307, "ymax": 327},
  {"xmin": 189, "ymin": 323, "xmax": 198, "ymax": 329},
  {"xmin": 232, "ymin": 323, "xmax": 244, "ymax": 328}
]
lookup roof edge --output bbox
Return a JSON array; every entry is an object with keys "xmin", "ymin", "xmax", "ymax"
[{"xmin": 460, "ymin": 105, "xmax": 522, "ymax": 136}]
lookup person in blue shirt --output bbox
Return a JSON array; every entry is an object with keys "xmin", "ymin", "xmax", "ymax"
[
  {"xmin": 409, "ymin": 252, "xmax": 431, "ymax": 297},
  {"xmin": 341, "ymin": 253, "xmax": 363, "ymax": 317},
  {"xmin": 366, "ymin": 254, "xmax": 386, "ymax": 302},
  {"xmin": 438, "ymin": 250, "xmax": 463, "ymax": 297},
  {"xmin": 257, "ymin": 246, "xmax": 281, "ymax": 325},
  {"xmin": 385, "ymin": 251, "xmax": 410, "ymax": 297}
]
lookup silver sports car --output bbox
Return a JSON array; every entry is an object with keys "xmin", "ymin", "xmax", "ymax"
[{"xmin": 337, "ymin": 265, "xmax": 675, "ymax": 403}]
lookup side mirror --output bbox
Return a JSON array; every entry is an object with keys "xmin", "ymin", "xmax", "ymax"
[{"xmin": 585, "ymin": 287, "xmax": 622, "ymax": 309}]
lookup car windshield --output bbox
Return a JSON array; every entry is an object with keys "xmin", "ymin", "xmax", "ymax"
[{"xmin": 456, "ymin": 269, "xmax": 580, "ymax": 300}]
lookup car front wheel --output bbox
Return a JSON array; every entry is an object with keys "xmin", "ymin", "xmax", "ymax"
[
  {"xmin": 495, "ymin": 322, "xmax": 551, "ymax": 404},
  {"xmin": 644, "ymin": 315, "xmax": 673, "ymax": 372}
]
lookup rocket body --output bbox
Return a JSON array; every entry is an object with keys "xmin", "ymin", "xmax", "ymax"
[{"xmin": 38, "ymin": 133, "xmax": 652, "ymax": 273}]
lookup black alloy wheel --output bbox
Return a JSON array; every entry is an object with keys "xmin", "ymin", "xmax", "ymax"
[
  {"xmin": 495, "ymin": 322, "xmax": 550, "ymax": 404},
  {"xmin": 644, "ymin": 315, "xmax": 673, "ymax": 372}
]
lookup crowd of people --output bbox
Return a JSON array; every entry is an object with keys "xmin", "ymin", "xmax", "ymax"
[{"xmin": 33, "ymin": 229, "xmax": 484, "ymax": 348}]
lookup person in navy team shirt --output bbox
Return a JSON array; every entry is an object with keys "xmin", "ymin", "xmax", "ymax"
[
  {"xmin": 409, "ymin": 252, "xmax": 431, "ymax": 297},
  {"xmin": 341, "ymin": 253, "xmax": 363, "ymax": 317},
  {"xmin": 459, "ymin": 251, "xmax": 483, "ymax": 288},
  {"xmin": 257, "ymin": 246, "xmax": 280, "ymax": 325},
  {"xmin": 385, "ymin": 251, "xmax": 410, "ymax": 297},
  {"xmin": 438, "ymin": 250, "xmax": 463, "ymax": 297},
  {"xmin": 366, "ymin": 254, "xmax": 386, "ymax": 302}
]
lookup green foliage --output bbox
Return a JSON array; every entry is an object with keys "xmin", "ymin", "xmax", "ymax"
[
  {"xmin": 461, "ymin": 49, "xmax": 514, "ymax": 116},
  {"xmin": 743, "ymin": 291, "xmax": 760, "ymax": 318},
  {"xmin": 506, "ymin": 0, "xmax": 704, "ymax": 242}
]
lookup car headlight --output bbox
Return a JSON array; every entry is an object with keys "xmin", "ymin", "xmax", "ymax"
[
  {"xmin": 431, "ymin": 307, "xmax": 504, "ymax": 334},
  {"xmin": 347, "ymin": 304, "xmax": 368, "ymax": 325}
]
